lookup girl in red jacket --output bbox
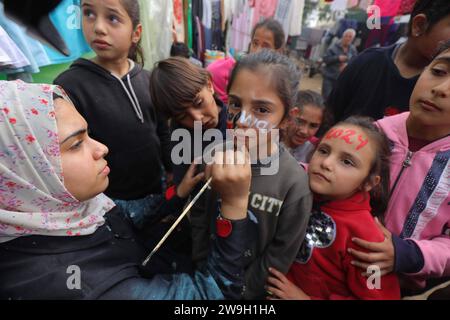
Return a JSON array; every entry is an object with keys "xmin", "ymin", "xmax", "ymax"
[{"xmin": 267, "ymin": 117, "xmax": 401, "ymax": 300}]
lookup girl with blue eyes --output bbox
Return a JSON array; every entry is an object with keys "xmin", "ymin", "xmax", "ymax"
[
  {"xmin": 54, "ymin": 0, "xmax": 173, "ymax": 231},
  {"xmin": 266, "ymin": 116, "xmax": 401, "ymax": 300}
]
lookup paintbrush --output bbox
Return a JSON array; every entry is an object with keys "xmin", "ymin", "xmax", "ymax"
[{"xmin": 142, "ymin": 177, "xmax": 213, "ymax": 266}]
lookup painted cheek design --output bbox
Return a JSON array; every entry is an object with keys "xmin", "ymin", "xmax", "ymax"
[
  {"xmin": 230, "ymin": 110, "xmax": 275, "ymax": 130},
  {"xmin": 325, "ymin": 128, "xmax": 369, "ymax": 151}
]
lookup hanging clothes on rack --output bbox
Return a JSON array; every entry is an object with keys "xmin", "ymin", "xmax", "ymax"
[
  {"xmin": 374, "ymin": 0, "xmax": 402, "ymax": 17},
  {"xmin": 274, "ymin": 0, "xmax": 293, "ymax": 40},
  {"xmin": 0, "ymin": 2, "xmax": 51, "ymax": 76},
  {"xmin": 289, "ymin": 0, "xmax": 305, "ymax": 37},
  {"xmin": 195, "ymin": 16, "xmax": 205, "ymax": 60},
  {"xmin": 0, "ymin": 47, "xmax": 12, "ymax": 68},
  {"xmin": 358, "ymin": 0, "xmax": 371, "ymax": 11},
  {"xmin": 211, "ymin": 0, "xmax": 224, "ymax": 50},
  {"xmin": 330, "ymin": 0, "xmax": 348, "ymax": 12},
  {"xmin": 251, "ymin": 0, "xmax": 278, "ymax": 26},
  {"xmin": 347, "ymin": 0, "xmax": 359, "ymax": 8},
  {"xmin": 173, "ymin": 0, "xmax": 186, "ymax": 43},
  {"xmin": 238, "ymin": 3, "xmax": 254, "ymax": 51},
  {"xmin": 202, "ymin": 0, "xmax": 213, "ymax": 29},
  {"xmin": 139, "ymin": 0, "xmax": 174, "ymax": 69},
  {"xmin": 202, "ymin": 0, "xmax": 213, "ymax": 50},
  {"xmin": 191, "ymin": 0, "xmax": 203, "ymax": 57},
  {"xmin": 224, "ymin": 0, "xmax": 304, "ymax": 53},
  {"xmin": 398, "ymin": 0, "xmax": 416, "ymax": 15},
  {"xmin": 185, "ymin": 0, "xmax": 194, "ymax": 49},
  {"xmin": 44, "ymin": 0, "xmax": 92, "ymax": 64},
  {"xmin": 0, "ymin": 25, "xmax": 30, "ymax": 71}
]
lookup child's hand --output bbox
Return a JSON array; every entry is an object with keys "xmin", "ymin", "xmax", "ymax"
[
  {"xmin": 205, "ymin": 147, "xmax": 251, "ymax": 220},
  {"xmin": 176, "ymin": 162, "xmax": 205, "ymax": 199},
  {"xmin": 348, "ymin": 218, "xmax": 395, "ymax": 277},
  {"xmin": 266, "ymin": 267, "xmax": 311, "ymax": 300}
]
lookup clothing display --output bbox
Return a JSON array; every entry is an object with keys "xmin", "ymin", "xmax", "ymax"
[
  {"xmin": 251, "ymin": 0, "xmax": 278, "ymax": 26},
  {"xmin": 0, "ymin": 26, "xmax": 30, "ymax": 70},
  {"xmin": 44, "ymin": 0, "xmax": 92, "ymax": 64},
  {"xmin": 274, "ymin": 0, "xmax": 292, "ymax": 41},
  {"xmin": 174, "ymin": 0, "xmax": 186, "ymax": 43},
  {"xmin": 330, "ymin": 0, "xmax": 348, "ymax": 12},
  {"xmin": 0, "ymin": 2, "xmax": 51, "ymax": 75},
  {"xmin": 1, "ymin": 0, "xmax": 308, "ymax": 77},
  {"xmin": 139, "ymin": 0, "xmax": 174, "ymax": 69},
  {"xmin": 373, "ymin": 0, "xmax": 402, "ymax": 17}
]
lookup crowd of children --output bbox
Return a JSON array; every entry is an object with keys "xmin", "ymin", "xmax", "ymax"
[{"xmin": 0, "ymin": 0, "xmax": 449, "ymax": 300}]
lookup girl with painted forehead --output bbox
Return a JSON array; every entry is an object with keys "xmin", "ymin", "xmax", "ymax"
[{"xmin": 267, "ymin": 117, "xmax": 401, "ymax": 300}]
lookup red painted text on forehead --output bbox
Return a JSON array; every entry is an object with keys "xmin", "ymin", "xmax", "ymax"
[{"xmin": 324, "ymin": 127, "xmax": 369, "ymax": 151}]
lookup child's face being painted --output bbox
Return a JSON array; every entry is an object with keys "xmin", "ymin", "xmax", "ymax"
[
  {"xmin": 81, "ymin": 0, "xmax": 141, "ymax": 61},
  {"xmin": 175, "ymin": 82, "xmax": 220, "ymax": 129},
  {"xmin": 55, "ymin": 99, "xmax": 110, "ymax": 202},
  {"xmin": 308, "ymin": 124, "xmax": 379, "ymax": 201},
  {"xmin": 409, "ymin": 48, "xmax": 450, "ymax": 130},
  {"xmin": 228, "ymin": 69, "xmax": 286, "ymax": 152},
  {"xmin": 286, "ymin": 104, "xmax": 323, "ymax": 147}
]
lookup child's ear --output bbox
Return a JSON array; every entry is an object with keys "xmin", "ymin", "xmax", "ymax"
[
  {"xmin": 132, "ymin": 23, "xmax": 143, "ymax": 44},
  {"xmin": 362, "ymin": 175, "xmax": 381, "ymax": 192},
  {"xmin": 411, "ymin": 14, "xmax": 428, "ymax": 37},
  {"xmin": 207, "ymin": 79, "xmax": 215, "ymax": 95}
]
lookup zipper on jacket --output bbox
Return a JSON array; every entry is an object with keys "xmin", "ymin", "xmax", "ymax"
[{"xmin": 389, "ymin": 150, "xmax": 413, "ymax": 200}]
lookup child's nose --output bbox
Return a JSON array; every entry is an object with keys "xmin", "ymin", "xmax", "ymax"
[
  {"xmin": 189, "ymin": 109, "xmax": 203, "ymax": 123},
  {"xmin": 432, "ymin": 79, "xmax": 450, "ymax": 98},
  {"xmin": 298, "ymin": 125, "xmax": 308, "ymax": 135},
  {"xmin": 94, "ymin": 18, "xmax": 107, "ymax": 35},
  {"xmin": 320, "ymin": 156, "xmax": 333, "ymax": 171},
  {"xmin": 235, "ymin": 116, "xmax": 250, "ymax": 129},
  {"xmin": 235, "ymin": 122, "xmax": 248, "ymax": 130}
]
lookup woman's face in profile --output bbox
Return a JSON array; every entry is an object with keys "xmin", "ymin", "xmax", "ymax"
[{"xmin": 54, "ymin": 98, "xmax": 110, "ymax": 202}]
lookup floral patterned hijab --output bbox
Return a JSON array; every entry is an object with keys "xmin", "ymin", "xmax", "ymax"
[{"xmin": 0, "ymin": 80, "xmax": 115, "ymax": 243}]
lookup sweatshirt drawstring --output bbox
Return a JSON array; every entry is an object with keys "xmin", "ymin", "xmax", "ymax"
[
  {"xmin": 127, "ymin": 74, "xmax": 144, "ymax": 122},
  {"xmin": 112, "ymin": 72, "xmax": 144, "ymax": 123}
]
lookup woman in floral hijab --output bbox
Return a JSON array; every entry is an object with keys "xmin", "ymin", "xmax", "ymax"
[
  {"xmin": 0, "ymin": 80, "xmax": 249, "ymax": 300},
  {"xmin": 0, "ymin": 81, "xmax": 114, "ymax": 242}
]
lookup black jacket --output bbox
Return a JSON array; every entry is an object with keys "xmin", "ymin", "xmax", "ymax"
[
  {"xmin": 0, "ymin": 207, "xmax": 145, "ymax": 299},
  {"xmin": 54, "ymin": 59, "xmax": 172, "ymax": 200},
  {"xmin": 327, "ymin": 44, "xmax": 419, "ymax": 122},
  {"xmin": 0, "ymin": 207, "xmax": 249, "ymax": 300}
]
